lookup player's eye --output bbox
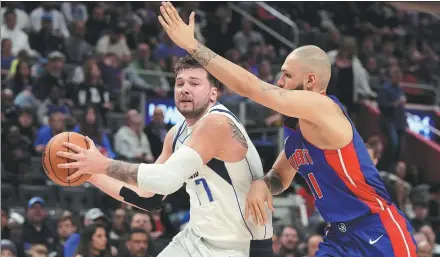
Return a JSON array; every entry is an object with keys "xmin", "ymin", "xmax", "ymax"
[{"xmin": 285, "ymin": 73, "xmax": 292, "ymax": 79}]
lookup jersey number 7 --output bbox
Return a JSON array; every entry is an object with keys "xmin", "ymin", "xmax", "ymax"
[{"xmin": 195, "ymin": 178, "xmax": 214, "ymax": 203}]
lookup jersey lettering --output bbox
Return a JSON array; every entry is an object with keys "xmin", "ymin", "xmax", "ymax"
[{"xmin": 288, "ymin": 149, "xmax": 314, "ymax": 169}]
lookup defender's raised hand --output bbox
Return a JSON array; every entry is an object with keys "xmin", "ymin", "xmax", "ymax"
[{"xmin": 158, "ymin": 2, "xmax": 197, "ymax": 52}]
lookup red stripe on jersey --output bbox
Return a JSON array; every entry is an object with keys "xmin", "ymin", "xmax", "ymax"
[
  {"xmin": 379, "ymin": 205, "xmax": 417, "ymax": 257},
  {"xmin": 324, "ymin": 141, "xmax": 387, "ymax": 214}
]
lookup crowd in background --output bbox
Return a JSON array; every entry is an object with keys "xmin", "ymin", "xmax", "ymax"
[{"xmin": 1, "ymin": 2, "xmax": 440, "ymax": 257}]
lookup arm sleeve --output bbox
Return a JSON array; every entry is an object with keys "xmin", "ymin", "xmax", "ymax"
[{"xmin": 137, "ymin": 145, "xmax": 204, "ymax": 195}]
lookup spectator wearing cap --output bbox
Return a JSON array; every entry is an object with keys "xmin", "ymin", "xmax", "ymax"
[
  {"xmin": 6, "ymin": 212, "xmax": 26, "ymax": 257},
  {"xmin": 30, "ymin": 3, "xmax": 69, "ymax": 38},
  {"xmin": 96, "ymin": 23, "xmax": 131, "ymax": 64},
  {"xmin": 32, "ymin": 51, "xmax": 67, "ymax": 101},
  {"xmin": 29, "ymin": 13, "xmax": 65, "ymax": 58},
  {"xmin": 37, "ymin": 84, "xmax": 71, "ymax": 126},
  {"xmin": 64, "ymin": 208, "xmax": 108, "ymax": 257},
  {"xmin": 1, "ymin": 8, "xmax": 36, "ymax": 56},
  {"xmin": 1, "ymin": 239, "xmax": 17, "ymax": 257},
  {"xmin": 21, "ymin": 197, "xmax": 56, "ymax": 252}
]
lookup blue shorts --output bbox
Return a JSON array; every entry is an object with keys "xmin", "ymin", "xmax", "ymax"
[{"xmin": 316, "ymin": 205, "xmax": 417, "ymax": 257}]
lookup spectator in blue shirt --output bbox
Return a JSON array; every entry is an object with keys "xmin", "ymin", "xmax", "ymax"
[
  {"xmin": 34, "ymin": 110, "xmax": 68, "ymax": 154},
  {"xmin": 377, "ymin": 66, "xmax": 407, "ymax": 167}
]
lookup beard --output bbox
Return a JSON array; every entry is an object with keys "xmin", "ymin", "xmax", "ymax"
[{"xmin": 177, "ymin": 99, "xmax": 211, "ymax": 119}]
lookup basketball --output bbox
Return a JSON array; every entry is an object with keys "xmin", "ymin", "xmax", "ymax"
[{"xmin": 42, "ymin": 132, "xmax": 91, "ymax": 186}]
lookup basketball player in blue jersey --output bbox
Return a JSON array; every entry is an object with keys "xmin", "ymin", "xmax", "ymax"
[
  {"xmin": 150, "ymin": 2, "xmax": 418, "ymax": 257},
  {"xmin": 56, "ymin": 56, "xmax": 274, "ymax": 257}
]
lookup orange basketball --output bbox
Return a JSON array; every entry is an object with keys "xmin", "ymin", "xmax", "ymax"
[{"xmin": 42, "ymin": 132, "xmax": 91, "ymax": 186}]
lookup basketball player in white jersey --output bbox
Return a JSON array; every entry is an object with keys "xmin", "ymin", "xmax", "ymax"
[{"xmin": 56, "ymin": 56, "xmax": 274, "ymax": 257}]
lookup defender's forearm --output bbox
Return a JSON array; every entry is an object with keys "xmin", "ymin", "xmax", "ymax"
[{"xmin": 262, "ymin": 169, "xmax": 285, "ymax": 195}]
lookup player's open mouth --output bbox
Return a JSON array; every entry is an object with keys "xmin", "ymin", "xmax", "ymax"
[{"xmin": 180, "ymin": 99, "xmax": 192, "ymax": 103}]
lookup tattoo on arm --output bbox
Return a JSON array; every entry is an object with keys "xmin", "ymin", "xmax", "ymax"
[
  {"xmin": 227, "ymin": 117, "xmax": 248, "ymax": 149},
  {"xmin": 190, "ymin": 41, "xmax": 218, "ymax": 66},
  {"xmin": 259, "ymin": 81, "xmax": 287, "ymax": 96},
  {"xmin": 106, "ymin": 160, "xmax": 140, "ymax": 185},
  {"xmin": 262, "ymin": 169, "xmax": 284, "ymax": 195}
]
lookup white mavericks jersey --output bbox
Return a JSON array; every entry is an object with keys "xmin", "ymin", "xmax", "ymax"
[{"xmin": 172, "ymin": 103, "xmax": 273, "ymax": 244}]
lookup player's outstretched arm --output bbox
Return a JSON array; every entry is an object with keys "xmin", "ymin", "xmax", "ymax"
[
  {"xmin": 245, "ymin": 150, "xmax": 297, "ymax": 225},
  {"xmin": 157, "ymin": 2, "xmax": 337, "ymax": 124},
  {"xmin": 85, "ymin": 126, "xmax": 176, "ymax": 212}
]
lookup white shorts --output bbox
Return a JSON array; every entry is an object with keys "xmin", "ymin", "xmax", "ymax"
[{"xmin": 157, "ymin": 225, "xmax": 250, "ymax": 257}]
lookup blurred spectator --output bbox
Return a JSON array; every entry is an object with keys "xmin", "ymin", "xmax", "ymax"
[
  {"xmin": 76, "ymin": 61, "xmax": 112, "ymax": 119},
  {"xmin": 377, "ymin": 66, "xmax": 407, "ymax": 167},
  {"xmin": 0, "ymin": 6, "xmax": 30, "ymax": 31},
  {"xmin": 279, "ymin": 226, "xmax": 302, "ymax": 257},
  {"xmin": 65, "ymin": 21, "xmax": 94, "ymax": 64},
  {"xmin": 303, "ymin": 234, "xmax": 323, "ymax": 257},
  {"xmin": 96, "ymin": 23, "xmax": 131, "ymax": 64},
  {"xmin": 419, "ymin": 225, "xmax": 440, "ymax": 256},
  {"xmin": 29, "ymin": 14, "xmax": 65, "ymax": 58},
  {"xmin": 32, "ymin": 51, "xmax": 68, "ymax": 101},
  {"xmin": 272, "ymin": 234, "xmax": 281, "ymax": 256},
  {"xmin": 8, "ymin": 50, "xmax": 30, "ymax": 79},
  {"xmin": 417, "ymin": 240, "xmax": 433, "ymax": 257},
  {"xmin": 6, "ymin": 213, "xmax": 25, "ymax": 257},
  {"xmin": 124, "ymin": 228, "xmax": 151, "ymax": 257},
  {"xmin": 21, "ymin": 197, "xmax": 56, "ymax": 252},
  {"xmin": 109, "ymin": 208, "xmax": 128, "ymax": 244},
  {"xmin": 327, "ymin": 36, "xmax": 376, "ymax": 116},
  {"xmin": 98, "ymin": 53, "xmax": 122, "ymax": 92},
  {"xmin": 135, "ymin": 3, "xmax": 161, "ymax": 47},
  {"xmin": 73, "ymin": 105, "xmax": 116, "ymax": 158},
  {"xmin": 6, "ymin": 61, "xmax": 33, "ymax": 96},
  {"xmin": 365, "ymin": 57, "xmax": 383, "ymax": 91},
  {"xmin": 1, "ymin": 39, "xmax": 14, "ymax": 80},
  {"xmin": 64, "ymin": 208, "xmax": 108, "ymax": 257},
  {"xmin": 259, "ymin": 59, "xmax": 275, "ymax": 84},
  {"xmin": 1, "ymin": 9, "xmax": 36, "ymax": 56},
  {"xmin": 37, "ymin": 85, "xmax": 71, "ymax": 125},
  {"xmin": 144, "ymin": 107, "xmax": 173, "ymax": 160},
  {"xmin": 428, "ymin": 185, "xmax": 440, "ymax": 227},
  {"xmin": 412, "ymin": 202, "xmax": 431, "ymax": 232},
  {"xmin": 29, "ymin": 2, "xmax": 70, "ymax": 38},
  {"xmin": 233, "ymin": 18, "xmax": 265, "ymax": 56},
  {"xmin": 1, "ymin": 239, "xmax": 17, "ymax": 257},
  {"xmin": 61, "ymin": 2, "xmax": 88, "ymax": 25},
  {"xmin": 55, "ymin": 215, "xmax": 77, "ymax": 257},
  {"xmin": 125, "ymin": 16, "xmax": 148, "ymax": 51},
  {"xmin": 1, "ymin": 89, "xmax": 19, "ymax": 125},
  {"xmin": 126, "ymin": 43, "xmax": 171, "ymax": 96},
  {"xmin": 27, "ymin": 244, "xmax": 48, "ymax": 257},
  {"xmin": 1, "ymin": 207, "xmax": 10, "ymax": 239},
  {"xmin": 1, "ymin": 125, "xmax": 33, "ymax": 184},
  {"xmin": 34, "ymin": 111, "xmax": 67, "ymax": 154},
  {"xmin": 74, "ymin": 224, "xmax": 112, "ymax": 257},
  {"xmin": 85, "ymin": 4, "xmax": 108, "ymax": 46},
  {"xmin": 219, "ymin": 86, "xmax": 246, "ymax": 105},
  {"xmin": 153, "ymin": 34, "xmax": 187, "ymax": 63},
  {"xmin": 205, "ymin": 4, "xmax": 234, "ymax": 56},
  {"xmin": 114, "ymin": 109, "xmax": 154, "ymax": 163}
]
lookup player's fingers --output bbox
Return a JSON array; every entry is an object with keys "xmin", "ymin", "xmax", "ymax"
[
  {"xmin": 189, "ymin": 11, "xmax": 195, "ymax": 28},
  {"xmin": 57, "ymin": 162, "xmax": 80, "ymax": 170},
  {"xmin": 250, "ymin": 204, "xmax": 259, "ymax": 225},
  {"xmin": 166, "ymin": 2, "xmax": 181, "ymax": 22},
  {"xmin": 257, "ymin": 202, "xmax": 268, "ymax": 225},
  {"xmin": 160, "ymin": 5, "xmax": 173, "ymax": 26},
  {"xmin": 267, "ymin": 195, "xmax": 275, "ymax": 212},
  {"xmin": 158, "ymin": 15, "xmax": 169, "ymax": 30},
  {"xmin": 66, "ymin": 171, "xmax": 83, "ymax": 180},
  {"xmin": 61, "ymin": 142, "xmax": 84, "ymax": 153},
  {"xmin": 85, "ymin": 136, "xmax": 96, "ymax": 149},
  {"xmin": 244, "ymin": 201, "xmax": 250, "ymax": 220},
  {"xmin": 56, "ymin": 151, "xmax": 81, "ymax": 161},
  {"xmin": 254, "ymin": 202, "xmax": 265, "ymax": 226}
]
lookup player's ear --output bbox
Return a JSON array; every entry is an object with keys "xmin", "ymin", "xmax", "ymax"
[
  {"xmin": 305, "ymin": 73, "xmax": 315, "ymax": 90},
  {"xmin": 210, "ymin": 86, "xmax": 218, "ymax": 103}
]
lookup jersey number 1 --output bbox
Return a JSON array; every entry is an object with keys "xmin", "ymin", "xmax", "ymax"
[
  {"xmin": 195, "ymin": 178, "xmax": 214, "ymax": 203},
  {"xmin": 307, "ymin": 173, "xmax": 323, "ymax": 199}
]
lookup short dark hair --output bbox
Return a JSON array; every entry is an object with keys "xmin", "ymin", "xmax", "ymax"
[
  {"xmin": 129, "ymin": 228, "xmax": 148, "ymax": 238},
  {"xmin": 174, "ymin": 55, "xmax": 219, "ymax": 88}
]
